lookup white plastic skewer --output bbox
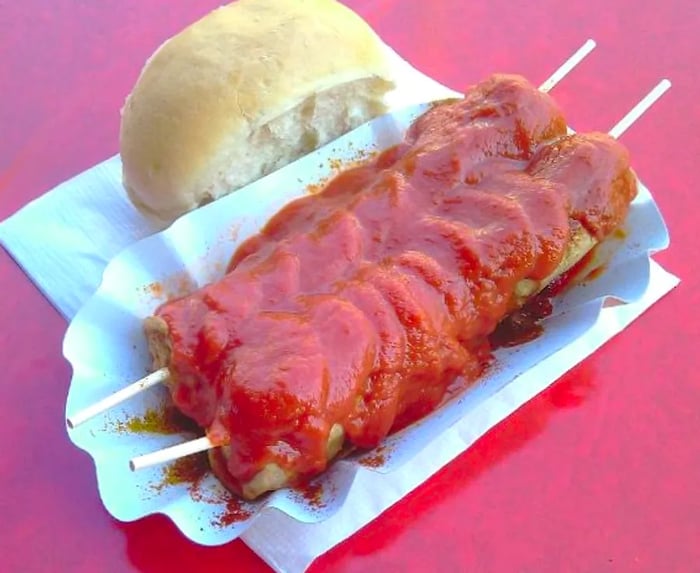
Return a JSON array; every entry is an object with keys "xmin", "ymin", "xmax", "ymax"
[
  {"xmin": 66, "ymin": 41, "xmax": 599, "ymax": 433},
  {"xmin": 609, "ymin": 79, "xmax": 672, "ymax": 139},
  {"xmin": 129, "ymin": 436, "xmax": 213, "ymax": 471},
  {"xmin": 539, "ymin": 39, "xmax": 596, "ymax": 93},
  {"xmin": 66, "ymin": 367, "xmax": 169, "ymax": 429}
]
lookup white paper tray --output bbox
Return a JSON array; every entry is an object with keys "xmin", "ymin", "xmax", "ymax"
[{"xmin": 63, "ymin": 98, "xmax": 670, "ymax": 546}]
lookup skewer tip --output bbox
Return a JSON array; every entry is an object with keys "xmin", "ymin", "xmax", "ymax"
[
  {"xmin": 538, "ymin": 38, "xmax": 597, "ymax": 93},
  {"xmin": 608, "ymin": 78, "xmax": 672, "ymax": 140},
  {"xmin": 65, "ymin": 367, "xmax": 170, "ymax": 430}
]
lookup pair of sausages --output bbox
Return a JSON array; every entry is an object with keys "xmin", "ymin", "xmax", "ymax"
[{"xmin": 144, "ymin": 74, "xmax": 637, "ymax": 500}]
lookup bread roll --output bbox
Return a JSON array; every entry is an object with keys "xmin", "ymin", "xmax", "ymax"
[{"xmin": 119, "ymin": 0, "xmax": 397, "ymax": 224}]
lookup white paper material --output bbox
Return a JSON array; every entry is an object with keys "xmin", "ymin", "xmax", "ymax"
[{"xmin": 0, "ymin": 44, "xmax": 679, "ymax": 573}]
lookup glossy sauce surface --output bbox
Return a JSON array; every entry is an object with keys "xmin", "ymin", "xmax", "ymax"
[{"xmin": 155, "ymin": 74, "xmax": 637, "ymax": 495}]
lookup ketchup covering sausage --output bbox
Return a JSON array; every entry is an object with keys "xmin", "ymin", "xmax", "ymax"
[{"xmin": 148, "ymin": 74, "xmax": 638, "ymax": 499}]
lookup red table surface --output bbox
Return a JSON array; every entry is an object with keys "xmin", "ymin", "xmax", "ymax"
[{"xmin": 1, "ymin": 1, "xmax": 698, "ymax": 571}]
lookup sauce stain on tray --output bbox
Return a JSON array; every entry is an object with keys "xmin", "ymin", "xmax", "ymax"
[
  {"xmin": 359, "ymin": 445, "xmax": 390, "ymax": 469},
  {"xmin": 110, "ymin": 405, "xmax": 200, "ymax": 435},
  {"xmin": 142, "ymin": 273, "xmax": 198, "ymax": 303},
  {"xmin": 140, "ymin": 247, "xmax": 232, "ymax": 306},
  {"xmin": 306, "ymin": 180, "xmax": 329, "ymax": 195},
  {"xmin": 212, "ymin": 497, "xmax": 254, "ymax": 527},
  {"xmin": 151, "ymin": 453, "xmax": 210, "ymax": 497},
  {"xmin": 295, "ymin": 481, "xmax": 327, "ymax": 509},
  {"xmin": 490, "ymin": 296, "xmax": 554, "ymax": 349},
  {"xmin": 143, "ymin": 281, "xmax": 165, "ymax": 299}
]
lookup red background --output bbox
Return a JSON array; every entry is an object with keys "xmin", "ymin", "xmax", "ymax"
[{"xmin": 1, "ymin": 1, "xmax": 698, "ymax": 571}]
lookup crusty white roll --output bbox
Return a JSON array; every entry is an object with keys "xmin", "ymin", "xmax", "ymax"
[{"xmin": 119, "ymin": 0, "xmax": 398, "ymax": 224}]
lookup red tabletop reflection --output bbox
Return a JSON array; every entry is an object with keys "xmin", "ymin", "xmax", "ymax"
[{"xmin": 1, "ymin": 1, "xmax": 698, "ymax": 571}]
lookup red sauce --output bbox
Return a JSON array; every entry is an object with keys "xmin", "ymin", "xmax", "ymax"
[
  {"xmin": 359, "ymin": 446, "xmax": 388, "ymax": 469},
  {"xmin": 212, "ymin": 497, "xmax": 253, "ymax": 527},
  {"xmin": 153, "ymin": 74, "xmax": 638, "ymax": 498},
  {"xmin": 490, "ymin": 296, "xmax": 554, "ymax": 349},
  {"xmin": 296, "ymin": 481, "xmax": 326, "ymax": 508}
]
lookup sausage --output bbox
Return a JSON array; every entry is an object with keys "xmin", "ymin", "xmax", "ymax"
[
  {"xmin": 142, "ymin": 75, "xmax": 637, "ymax": 499},
  {"xmin": 144, "ymin": 225, "xmax": 596, "ymax": 499},
  {"xmin": 145, "ymin": 313, "xmax": 347, "ymax": 499}
]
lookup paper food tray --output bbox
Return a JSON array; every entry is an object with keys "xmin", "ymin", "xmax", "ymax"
[{"xmin": 63, "ymin": 97, "xmax": 670, "ymax": 546}]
